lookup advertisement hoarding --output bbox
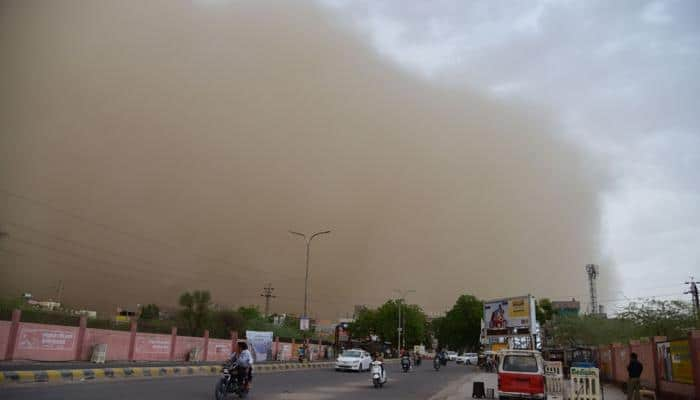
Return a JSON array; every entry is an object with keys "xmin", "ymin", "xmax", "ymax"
[
  {"xmin": 17, "ymin": 327, "xmax": 76, "ymax": 351},
  {"xmin": 670, "ymin": 340, "xmax": 694, "ymax": 384},
  {"xmin": 246, "ymin": 330, "xmax": 273, "ymax": 362},
  {"xmin": 483, "ymin": 295, "xmax": 535, "ymax": 335}
]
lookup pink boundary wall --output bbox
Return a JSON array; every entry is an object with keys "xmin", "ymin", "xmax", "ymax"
[
  {"xmin": 12, "ymin": 322, "xmax": 79, "ymax": 362},
  {"xmin": 0, "ymin": 310, "xmax": 241, "ymax": 363},
  {"xmin": 80, "ymin": 328, "xmax": 131, "ymax": 361},
  {"xmin": 133, "ymin": 332, "xmax": 173, "ymax": 361},
  {"xmin": 173, "ymin": 335, "xmax": 205, "ymax": 361},
  {"xmin": 599, "ymin": 334, "xmax": 700, "ymax": 400},
  {"xmin": 0, "ymin": 321, "xmax": 11, "ymax": 361},
  {"xmin": 0, "ymin": 310, "xmax": 335, "ymax": 365}
]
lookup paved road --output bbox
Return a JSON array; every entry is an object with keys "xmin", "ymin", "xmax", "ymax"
[{"xmin": 1, "ymin": 362, "xmax": 477, "ymax": 400}]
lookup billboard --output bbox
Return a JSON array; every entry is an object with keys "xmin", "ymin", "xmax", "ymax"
[
  {"xmin": 483, "ymin": 295, "xmax": 535, "ymax": 335},
  {"xmin": 670, "ymin": 340, "xmax": 694, "ymax": 384},
  {"xmin": 246, "ymin": 330, "xmax": 273, "ymax": 362}
]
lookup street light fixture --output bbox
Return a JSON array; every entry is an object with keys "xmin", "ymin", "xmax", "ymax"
[
  {"xmin": 289, "ymin": 230, "xmax": 331, "ymax": 326},
  {"xmin": 393, "ymin": 288, "xmax": 415, "ymax": 351}
]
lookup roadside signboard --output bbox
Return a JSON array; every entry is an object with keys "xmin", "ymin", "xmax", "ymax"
[{"xmin": 483, "ymin": 295, "xmax": 536, "ymax": 336}]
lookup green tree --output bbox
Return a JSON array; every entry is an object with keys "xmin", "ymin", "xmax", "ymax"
[
  {"xmin": 349, "ymin": 299, "xmax": 427, "ymax": 348},
  {"xmin": 536, "ymin": 298, "xmax": 554, "ymax": 325},
  {"xmin": 178, "ymin": 290, "xmax": 211, "ymax": 336},
  {"xmin": 209, "ymin": 309, "xmax": 246, "ymax": 339},
  {"xmin": 433, "ymin": 294, "xmax": 483, "ymax": 351},
  {"xmin": 237, "ymin": 305, "xmax": 262, "ymax": 322},
  {"xmin": 550, "ymin": 299, "xmax": 697, "ymax": 346},
  {"xmin": 618, "ymin": 299, "xmax": 696, "ymax": 337},
  {"xmin": 139, "ymin": 304, "xmax": 160, "ymax": 320}
]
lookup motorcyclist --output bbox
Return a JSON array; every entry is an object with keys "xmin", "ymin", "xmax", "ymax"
[
  {"xmin": 373, "ymin": 352, "xmax": 385, "ymax": 377},
  {"xmin": 400, "ymin": 349, "xmax": 411, "ymax": 369},
  {"xmin": 235, "ymin": 341, "xmax": 253, "ymax": 388}
]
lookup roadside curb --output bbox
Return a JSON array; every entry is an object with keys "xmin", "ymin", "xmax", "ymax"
[{"xmin": 0, "ymin": 362, "xmax": 337, "ymax": 385}]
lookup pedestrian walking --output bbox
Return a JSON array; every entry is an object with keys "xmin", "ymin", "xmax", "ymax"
[{"xmin": 627, "ymin": 352, "xmax": 643, "ymax": 400}]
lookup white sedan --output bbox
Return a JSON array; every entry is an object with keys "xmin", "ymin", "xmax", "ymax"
[
  {"xmin": 335, "ymin": 349, "xmax": 372, "ymax": 372},
  {"xmin": 456, "ymin": 353, "xmax": 478, "ymax": 365}
]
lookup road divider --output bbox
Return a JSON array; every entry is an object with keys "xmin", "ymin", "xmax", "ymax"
[{"xmin": 0, "ymin": 361, "xmax": 337, "ymax": 385}]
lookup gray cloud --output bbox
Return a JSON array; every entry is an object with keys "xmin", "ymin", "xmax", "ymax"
[{"xmin": 323, "ymin": 0, "xmax": 700, "ymax": 307}]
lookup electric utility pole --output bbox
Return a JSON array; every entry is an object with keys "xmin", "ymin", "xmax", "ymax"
[
  {"xmin": 685, "ymin": 278, "xmax": 700, "ymax": 317},
  {"xmin": 260, "ymin": 283, "xmax": 276, "ymax": 317}
]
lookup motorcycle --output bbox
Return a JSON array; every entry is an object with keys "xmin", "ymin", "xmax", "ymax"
[
  {"xmin": 433, "ymin": 356, "xmax": 441, "ymax": 371},
  {"xmin": 401, "ymin": 355, "xmax": 411, "ymax": 372},
  {"xmin": 415, "ymin": 355, "xmax": 422, "ymax": 367},
  {"xmin": 371, "ymin": 360, "xmax": 387, "ymax": 388},
  {"xmin": 214, "ymin": 362, "xmax": 249, "ymax": 399}
]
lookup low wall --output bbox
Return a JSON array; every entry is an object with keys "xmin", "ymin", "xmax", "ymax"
[
  {"xmin": 597, "ymin": 333, "xmax": 699, "ymax": 399},
  {"xmin": 207, "ymin": 338, "xmax": 232, "ymax": 362},
  {"xmin": 80, "ymin": 328, "xmax": 131, "ymax": 361},
  {"xmin": 13, "ymin": 322, "xmax": 79, "ymax": 362},
  {"xmin": 0, "ymin": 310, "xmax": 333, "ymax": 365},
  {"xmin": 0, "ymin": 321, "xmax": 11, "ymax": 360},
  {"xmin": 173, "ymin": 335, "xmax": 205, "ymax": 361},
  {"xmin": 133, "ymin": 332, "xmax": 173, "ymax": 361}
]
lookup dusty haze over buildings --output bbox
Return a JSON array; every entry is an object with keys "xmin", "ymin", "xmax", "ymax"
[{"xmin": 0, "ymin": 0, "xmax": 609, "ymax": 317}]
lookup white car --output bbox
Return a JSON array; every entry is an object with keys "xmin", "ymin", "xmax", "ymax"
[
  {"xmin": 335, "ymin": 349, "xmax": 372, "ymax": 372},
  {"xmin": 446, "ymin": 351, "xmax": 458, "ymax": 361},
  {"xmin": 456, "ymin": 353, "xmax": 478, "ymax": 365}
]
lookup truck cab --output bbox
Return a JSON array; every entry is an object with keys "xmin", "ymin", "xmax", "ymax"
[{"xmin": 497, "ymin": 350, "xmax": 545, "ymax": 399}]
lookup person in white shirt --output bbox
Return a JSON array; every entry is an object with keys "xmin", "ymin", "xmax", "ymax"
[{"xmin": 235, "ymin": 341, "xmax": 253, "ymax": 387}]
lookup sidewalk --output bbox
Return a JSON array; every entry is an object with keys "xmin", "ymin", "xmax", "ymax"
[{"xmin": 429, "ymin": 371, "xmax": 628, "ymax": 400}]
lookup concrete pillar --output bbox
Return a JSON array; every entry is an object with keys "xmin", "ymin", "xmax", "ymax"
[
  {"xmin": 650, "ymin": 336, "xmax": 667, "ymax": 395},
  {"xmin": 610, "ymin": 343, "xmax": 621, "ymax": 383},
  {"xmin": 274, "ymin": 336, "xmax": 280, "ymax": 360},
  {"xmin": 127, "ymin": 318, "xmax": 138, "ymax": 361},
  {"xmin": 688, "ymin": 330, "xmax": 700, "ymax": 399},
  {"xmin": 74, "ymin": 315, "xmax": 87, "ymax": 360},
  {"xmin": 202, "ymin": 330, "xmax": 209, "ymax": 362},
  {"xmin": 169, "ymin": 326, "xmax": 177, "ymax": 361},
  {"xmin": 231, "ymin": 330, "xmax": 238, "ymax": 354},
  {"xmin": 4, "ymin": 309, "xmax": 21, "ymax": 360}
]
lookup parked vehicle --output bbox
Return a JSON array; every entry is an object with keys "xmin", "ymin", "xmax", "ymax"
[
  {"xmin": 446, "ymin": 351, "xmax": 458, "ymax": 361},
  {"xmin": 214, "ymin": 361, "xmax": 249, "ymax": 399},
  {"xmin": 335, "ymin": 349, "xmax": 372, "ymax": 372},
  {"xmin": 371, "ymin": 360, "xmax": 387, "ymax": 388},
  {"xmin": 497, "ymin": 350, "xmax": 545, "ymax": 400}
]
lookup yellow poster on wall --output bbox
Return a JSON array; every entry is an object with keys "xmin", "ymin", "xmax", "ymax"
[
  {"xmin": 508, "ymin": 297, "xmax": 530, "ymax": 318},
  {"xmin": 670, "ymin": 340, "xmax": 694, "ymax": 384},
  {"xmin": 492, "ymin": 343, "xmax": 508, "ymax": 352}
]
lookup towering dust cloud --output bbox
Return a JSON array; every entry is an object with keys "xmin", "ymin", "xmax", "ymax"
[{"xmin": 0, "ymin": 1, "xmax": 604, "ymax": 317}]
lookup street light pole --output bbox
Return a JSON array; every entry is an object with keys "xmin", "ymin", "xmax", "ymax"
[
  {"xmin": 289, "ymin": 230, "xmax": 331, "ymax": 322},
  {"xmin": 393, "ymin": 289, "xmax": 415, "ymax": 351}
]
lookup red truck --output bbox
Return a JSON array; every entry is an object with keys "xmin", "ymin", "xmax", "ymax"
[{"xmin": 497, "ymin": 350, "xmax": 546, "ymax": 399}]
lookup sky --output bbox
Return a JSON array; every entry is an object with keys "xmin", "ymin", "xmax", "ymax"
[
  {"xmin": 0, "ymin": 0, "xmax": 697, "ymax": 318},
  {"xmin": 321, "ymin": 0, "xmax": 700, "ymax": 311}
]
